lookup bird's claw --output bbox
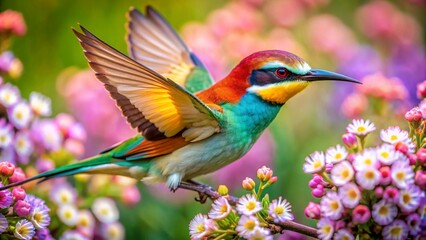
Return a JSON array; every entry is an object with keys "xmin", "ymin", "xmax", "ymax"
[{"xmin": 195, "ymin": 192, "xmax": 209, "ymax": 204}]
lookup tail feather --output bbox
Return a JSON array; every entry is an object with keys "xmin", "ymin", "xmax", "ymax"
[{"xmin": 0, "ymin": 154, "xmax": 111, "ymax": 191}]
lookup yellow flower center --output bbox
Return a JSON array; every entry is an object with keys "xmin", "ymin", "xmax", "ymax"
[
  {"xmin": 34, "ymin": 212, "xmax": 42, "ymax": 222},
  {"xmin": 322, "ymin": 225, "xmax": 331, "ymax": 234},
  {"xmin": 64, "ymin": 210, "xmax": 72, "ymax": 220},
  {"xmin": 329, "ymin": 201, "xmax": 339, "ymax": 211},
  {"xmin": 15, "ymin": 111, "xmax": 23, "ymax": 120},
  {"xmin": 364, "ymin": 158, "xmax": 372, "ymax": 165},
  {"xmin": 274, "ymin": 206, "xmax": 285, "ymax": 215},
  {"xmin": 390, "ymin": 226, "xmax": 402, "ymax": 236},
  {"xmin": 341, "ymin": 169, "xmax": 350, "ymax": 179},
  {"xmin": 196, "ymin": 223, "xmax": 205, "ymax": 233},
  {"xmin": 396, "ymin": 172, "xmax": 405, "ymax": 181},
  {"xmin": 379, "ymin": 206, "xmax": 388, "ymax": 215},
  {"xmin": 402, "ymin": 193, "xmax": 411, "ymax": 204},
  {"xmin": 357, "ymin": 126, "xmax": 366, "ymax": 133},
  {"xmin": 348, "ymin": 189, "xmax": 357, "ymax": 199},
  {"xmin": 381, "ymin": 152, "xmax": 389, "ymax": 159},
  {"xmin": 60, "ymin": 193, "xmax": 70, "ymax": 203},
  {"xmin": 313, "ymin": 160, "xmax": 322, "ymax": 169},
  {"xmin": 335, "ymin": 153, "xmax": 342, "ymax": 159},
  {"xmin": 246, "ymin": 201, "xmax": 256, "ymax": 211},
  {"xmin": 219, "ymin": 204, "xmax": 228, "ymax": 213},
  {"xmin": 365, "ymin": 171, "xmax": 375, "ymax": 179},
  {"xmin": 390, "ymin": 135, "xmax": 398, "ymax": 141},
  {"xmin": 244, "ymin": 220, "xmax": 256, "ymax": 230}
]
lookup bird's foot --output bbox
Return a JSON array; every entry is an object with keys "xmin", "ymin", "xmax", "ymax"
[{"xmin": 177, "ymin": 180, "xmax": 216, "ymax": 204}]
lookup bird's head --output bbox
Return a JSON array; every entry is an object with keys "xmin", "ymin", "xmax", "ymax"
[{"xmin": 228, "ymin": 50, "xmax": 359, "ymax": 105}]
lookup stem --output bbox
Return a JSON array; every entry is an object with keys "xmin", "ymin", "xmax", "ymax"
[{"xmin": 178, "ymin": 182, "xmax": 318, "ymax": 239}]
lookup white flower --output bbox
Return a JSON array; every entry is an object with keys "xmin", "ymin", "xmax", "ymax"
[
  {"xmin": 356, "ymin": 168, "xmax": 381, "ymax": 190},
  {"xmin": 338, "ymin": 182, "xmax": 361, "ymax": 208},
  {"xmin": 58, "ymin": 204, "xmax": 78, "ymax": 226},
  {"xmin": 92, "ymin": 198, "xmax": 119, "ymax": 223},
  {"xmin": 372, "ymin": 200, "xmax": 398, "ymax": 226},
  {"xmin": 398, "ymin": 185, "xmax": 424, "ymax": 212},
  {"xmin": 382, "ymin": 220, "xmax": 408, "ymax": 240},
  {"xmin": 59, "ymin": 230, "xmax": 89, "ymax": 240},
  {"xmin": 317, "ymin": 218, "xmax": 334, "ymax": 240},
  {"xmin": 346, "ymin": 119, "xmax": 375, "ymax": 136},
  {"xmin": 0, "ymin": 124, "xmax": 13, "ymax": 148},
  {"xmin": 320, "ymin": 192, "xmax": 343, "ymax": 220},
  {"xmin": 51, "ymin": 185, "xmax": 77, "ymax": 205},
  {"xmin": 331, "ymin": 161, "xmax": 354, "ymax": 186},
  {"xmin": 14, "ymin": 131, "xmax": 33, "ymax": 157},
  {"xmin": 76, "ymin": 210, "xmax": 95, "ymax": 236},
  {"xmin": 208, "ymin": 197, "xmax": 232, "ymax": 220},
  {"xmin": 0, "ymin": 83, "xmax": 20, "ymax": 107},
  {"xmin": 333, "ymin": 229, "xmax": 354, "ymax": 240},
  {"xmin": 268, "ymin": 197, "xmax": 294, "ymax": 223},
  {"xmin": 102, "ymin": 222, "xmax": 125, "ymax": 240},
  {"xmin": 189, "ymin": 214, "xmax": 216, "ymax": 240},
  {"xmin": 247, "ymin": 227, "xmax": 272, "ymax": 240},
  {"xmin": 391, "ymin": 161, "xmax": 414, "ymax": 189},
  {"xmin": 29, "ymin": 205, "xmax": 50, "ymax": 229},
  {"xmin": 237, "ymin": 194, "xmax": 262, "ymax": 216},
  {"xmin": 236, "ymin": 215, "xmax": 260, "ymax": 238},
  {"xmin": 9, "ymin": 101, "xmax": 32, "ymax": 129},
  {"xmin": 14, "ymin": 219, "xmax": 35, "ymax": 240},
  {"xmin": 29, "ymin": 92, "xmax": 51, "ymax": 116},
  {"xmin": 376, "ymin": 144, "xmax": 400, "ymax": 165},
  {"xmin": 380, "ymin": 126, "xmax": 408, "ymax": 144},
  {"xmin": 303, "ymin": 151, "xmax": 325, "ymax": 174},
  {"xmin": 326, "ymin": 145, "xmax": 348, "ymax": 164},
  {"xmin": 353, "ymin": 149, "xmax": 379, "ymax": 171}
]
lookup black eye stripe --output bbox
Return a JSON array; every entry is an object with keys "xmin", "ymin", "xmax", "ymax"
[{"xmin": 249, "ymin": 68, "xmax": 297, "ymax": 86}]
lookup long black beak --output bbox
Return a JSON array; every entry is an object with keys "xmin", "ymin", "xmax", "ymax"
[{"xmin": 301, "ymin": 69, "xmax": 361, "ymax": 84}]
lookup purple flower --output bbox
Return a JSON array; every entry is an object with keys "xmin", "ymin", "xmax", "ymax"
[
  {"xmin": 0, "ymin": 213, "xmax": 8, "ymax": 233},
  {"xmin": 14, "ymin": 219, "xmax": 35, "ymax": 240},
  {"xmin": 31, "ymin": 119, "xmax": 63, "ymax": 151},
  {"xmin": 30, "ymin": 204, "xmax": 50, "ymax": 229},
  {"xmin": 0, "ymin": 121, "xmax": 14, "ymax": 148},
  {"xmin": 14, "ymin": 131, "xmax": 33, "ymax": 164},
  {"xmin": 0, "ymin": 51, "xmax": 16, "ymax": 73},
  {"xmin": 398, "ymin": 184, "xmax": 424, "ymax": 212},
  {"xmin": 25, "ymin": 194, "xmax": 46, "ymax": 208},
  {"xmin": 14, "ymin": 200, "xmax": 31, "ymax": 217},
  {"xmin": 8, "ymin": 101, "xmax": 32, "ymax": 129},
  {"xmin": 0, "ymin": 188, "xmax": 13, "ymax": 208},
  {"xmin": 0, "ymin": 83, "xmax": 20, "ymax": 108},
  {"xmin": 406, "ymin": 213, "xmax": 421, "ymax": 236},
  {"xmin": 35, "ymin": 228, "xmax": 54, "ymax": 240},
  {"xmin": 382, "ymin": 219, "xmax": 409, "ymax": 240},
  {"xmin": 372, "ymin": 200, "xmax": 398, "ymax": 225}
]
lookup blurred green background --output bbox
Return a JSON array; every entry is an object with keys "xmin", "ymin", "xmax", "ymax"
[{"xmin": 1, "ymin": 0, "xmax": 424, "ymax": 239}]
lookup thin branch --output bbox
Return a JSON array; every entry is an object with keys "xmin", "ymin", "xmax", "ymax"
[{"xmin": 178, "ymin": 182, "xmax": 318, "ymax": 239}]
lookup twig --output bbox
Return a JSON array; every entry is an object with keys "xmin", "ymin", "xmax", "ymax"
[{"xmin": 178, "ymin": 182, "xmax": 318, "ymax": 239}]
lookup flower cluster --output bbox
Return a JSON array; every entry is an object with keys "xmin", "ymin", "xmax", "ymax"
[
  {"xmin": 0, "ymin": 162, "xmax": 51, "ymax": 239},
  {"xmin": 303, "ymin": 118, "xmax": 426, "ymax": 239},
  {"xmin": 189, "ymin": 166, "xmax": 293, "ymax": 240}
]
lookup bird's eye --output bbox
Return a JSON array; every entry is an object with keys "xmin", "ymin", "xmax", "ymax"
[{"xmin": 275, "ymin": 68, "xmax": 289, "ymax": 79}]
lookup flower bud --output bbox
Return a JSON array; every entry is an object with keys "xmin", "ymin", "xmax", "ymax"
[
  {"xmin": 352, "ymin": 205, "xmax": 370, "ymax": 224},
  {"xmin": 257, "ymin": 166, "xmax": 273, "ymax": 182},
  {"xmin": 395, "ymin": 142, "xmax": 408, "ymax": 154},
  {"xmin": 416, "ymin": 148, "xmax": 426, "ymax": 164},
  {"xmin": 312, "ymin": 185, "xmax": 325, "ymax": 198},
  {"xmin": 379, "ymin": 166, "xmax": 391, "ymax": 185},
  {"xmin": 405, "ymin": 107, "xmax": 422, "ymax": 122},
  {"xmin": 12, "ymin": 187, "xmax": 26, "ymax": 200},
  {"xmin": 218, "ymin": 185, "xmax": 228, "ymax": 196},
  {"xmin": 304, "ymin": 202, "xmax": 320, "ymax": 219},
  {"xmin": 121, "ymin": 186, "xmax": 141, "ymax": 206},
  {"xmin": 415, "ymin": 170, "xmax": 426, "ymax": 190},
  {"xmin": 14, "ymin": 200, "xmax": 31, "ymax": 217},
  {"xmin": 0, "ymin": 161, "xmax": 15, "ymax": 177},
  {"xmin": 242, "ymin": 177, "xmax": 255, "ymax": 191},
  {"xmin": 8, "ymin": 167, "xmax": 26, "ymax": 183},
  {"xmin": 342, "ymin": 133, "xmax": 357, "ymax": 148},
  {"xmin": 325, "ymin": 163, "xmax": 333, "ymax": 173},
  {"xmin": 383, "ymin": 186, "xmax": 399, "ymax": 203},
  {"xmin": 374, "ymin": 186, "xmax": 383, "ymax": 198},
  {"xmin": 308, "ymin": 179, "xmax": 318, "ymax": 189},
  {"xmin": 417, "ymin": 80, "xmax": 426, "ymax": 99},
  {"xmin": 268, "ymin": 176, "xmax": 278, "ymax": 184},
  {"xmin": 408, "ymin": 154, "xmax": 417, "ymax": 166}
]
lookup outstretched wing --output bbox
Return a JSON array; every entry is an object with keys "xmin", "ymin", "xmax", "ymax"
[
  {"xmin": 73, "ymin": 26, "xmax": 221, "ymax": 142},
  {"xmin": 126, "ymin": 6, "xmax": 213, "ymax": 93}
]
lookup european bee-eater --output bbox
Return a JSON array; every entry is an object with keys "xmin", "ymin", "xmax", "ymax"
[{"xmin": 0, "ymin": 6, "xmax": 359, "ymax": 191}]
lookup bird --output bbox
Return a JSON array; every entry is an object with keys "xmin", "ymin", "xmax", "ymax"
[{"xmin": 0, "ymin": 6, "xmax": 359, "ymax": 192}]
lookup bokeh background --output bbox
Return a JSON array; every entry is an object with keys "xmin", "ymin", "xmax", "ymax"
[{"xmin": 1, "ymin": 0, "xmax": 425, "ymax": 239}]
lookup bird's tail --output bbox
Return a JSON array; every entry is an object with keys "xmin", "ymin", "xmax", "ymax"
[{"xmin": 0, "ymin": 153, "xmax": 112, "ymax": 191}]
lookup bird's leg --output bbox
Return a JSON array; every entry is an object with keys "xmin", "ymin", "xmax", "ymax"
[{"xmin": 177, "ymin": 180, "xmax": 216, "ymax": 204}]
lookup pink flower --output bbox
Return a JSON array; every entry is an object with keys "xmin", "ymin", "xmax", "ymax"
[
  {"xmin": 0, "ymin": 161, "xmax": 15, "ymax": 177},
  {"xmin": 416, "ymin": 148, "xmax": 426, "ymax": 164},
  {"xmin": 415, "ymin": 170, "xmax": 426, "ymax": 190},
  {"xmin": 341, "ymin": 93, "xmax": 368, "ymax": 118},
  {"xmin": 342, "ymin": 133, "xmax": 357, "ymax": 149},
  {"xmin": 0, "ymin": 10, "xmax": 26, "ymax": 36},
  {"xmin": 14, "ymin": 200, "xmax": 31, "ymax": 217},
  {"xmin": 417, "ymin": 80, "xmax": 426, "ymax": 99},
  {"xmin": 242, "ymin": 177, "xmax": 256, "ymax": 191},
  {"xmin": 12, "ymin": 187, "xmax": 26, "ymax": 201},
  {"xmin": 304, "ymin": 202, "xmax": 320, "ymax": 219},
  {"xmin": 352, "ymin": 205, "xmax": 371, "ymax": 224},
  {"xmin": 383, "ymin": 186, "xmax": 400, "ymax": 203},
  {"xmin": 121, "ymin": 186, "xmax": 141, "ymax": 206},
  {"xmin": 9, "ymin": 167, "xmax": 26, "ymax": 183},
  {"xmin": 265, "ymin": 0, "xmax": 304, "ymax": 27},
  {"xmin": 257, "ymin": 166, "xmax": 273, "ymax": 182},
  {"xmin": 405, "ymin": 107, "xmax": 422, "ymax": 122}
]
